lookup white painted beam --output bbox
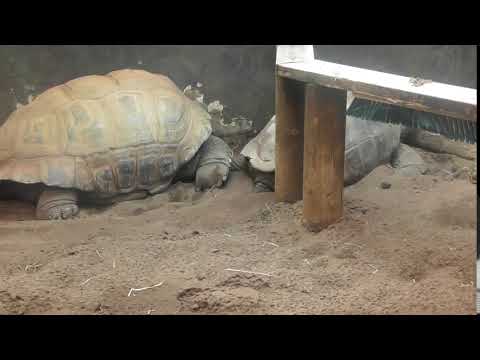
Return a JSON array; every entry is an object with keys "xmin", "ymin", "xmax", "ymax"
[{"xmin": 277, "ymin": 58, "xmax": 477, "ymax": 122}]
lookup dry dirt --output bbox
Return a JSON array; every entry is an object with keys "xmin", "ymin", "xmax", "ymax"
[{"xmin": 0, "ymin": 149, "xmax": 476, "ymax": 315}]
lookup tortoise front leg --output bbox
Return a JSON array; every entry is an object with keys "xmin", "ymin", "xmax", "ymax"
[
  {"xmin": 36, "ymin": 188, "xmax": 79, "ymax": 220},
  {"xmin": 251, "ymin": 168, "xmax": 275, "ymax": 193},
  {"xmin": 194, "ymin": 136, "xmax": 233, "ymax": 191}
]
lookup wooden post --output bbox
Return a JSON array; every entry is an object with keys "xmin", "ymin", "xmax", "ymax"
[
  {"xmin": 303, "ymin": 84, "xmax": 347, "ymax": 232},
  {"xmin": 275, "ymin": 75, "xmax": 305, "ymax": 203},
  {"xmin": 275, "ymin": 45, "xmax": 476, "ymax": 232}
]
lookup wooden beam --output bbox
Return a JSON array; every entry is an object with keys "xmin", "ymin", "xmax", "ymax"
[
  {"xmin": 303, "ymin": 84, "xmax": 347, "ymax": 232},
  {"xmin": 275, "ymin": 75, "xmax": 305, "ymax": 203},
  {"xmin": 277, "ymin": 59, "xmax": 477, "ymax": 122}
]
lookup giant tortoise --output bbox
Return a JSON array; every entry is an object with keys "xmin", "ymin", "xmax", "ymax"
[
  {"xmin": 234, "ymin": 114, "xmax": 426, "ymax": 192},
  {"xmin": 0, "ymin": 69, "xmax": 233, "ymax": 220}
]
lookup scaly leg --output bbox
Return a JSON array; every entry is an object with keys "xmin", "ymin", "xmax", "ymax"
[
  {"xmin": 36, "ymin": 188, "xmax": 79, "ymax": 220},
  {"xmin": 193, "ymin": 136, "xmax": 233, "ymax": 192}
]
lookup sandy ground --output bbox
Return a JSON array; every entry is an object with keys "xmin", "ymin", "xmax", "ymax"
[{"xmin": 0, "ymin": 148, "xmax": 476, "ymax": 315}]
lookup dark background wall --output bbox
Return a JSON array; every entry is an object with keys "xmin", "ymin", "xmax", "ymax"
[{"xmin": 0, "ymin": 45, "xmax": 476, "ymax": 128}]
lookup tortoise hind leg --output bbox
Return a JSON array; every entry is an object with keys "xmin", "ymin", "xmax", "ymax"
[{"xmin": 36, "ymin": 189, "xmax": 79, "ymax": 220}]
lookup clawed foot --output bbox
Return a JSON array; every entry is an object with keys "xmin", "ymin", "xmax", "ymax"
[
  {"xmin": 253, "ymin": 182, "xmax": 273, "ymax": 193},
  {"xmin": 194, "ymin": 136, "xmax": 232, "ymax": 192},
  {"xmin": 195, "ymin": 163, "xmax": 229, "ymax": 192},
  {"xmin": 45, "ymin": 204, "xmax": 79, "ymax": 220},
  {"xmin": 36, "ymin": 189, "xmax": 79, "ymax": 220},
  {"xmin": 252, "ymin": 172, "xmax": 274, "ymax": 193}
]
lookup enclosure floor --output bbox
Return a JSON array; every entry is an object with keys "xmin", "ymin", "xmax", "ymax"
[{"xmin": 0, "ymin": 150, "xmax": 476, "ymax": 315}]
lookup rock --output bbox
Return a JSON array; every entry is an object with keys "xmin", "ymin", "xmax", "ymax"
[
  {"xmin": 207, "ymin": 100, "xmax": 224, "ymax": 113},
  {"xmin": 131, "ymin": 208, "xmax": 145, "ymax": 216},
  {"xmin": 89, "ymin": 302, "xmax": 102, "ymax": 312},
  {"xmin": 183, "ymin": 84, "xmax": 205, "ymax": 105},
  {"xmin": 380, "ymin": 182, "xmax": 392, "ymax": 189},
  {"xmin": 183, "ymin": 84, "xmax": 253, "ymax": 138}
]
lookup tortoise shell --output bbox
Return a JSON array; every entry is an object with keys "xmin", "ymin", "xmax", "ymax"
[
  {"xmin": 241, "ymin": 115, "xmax": 276, "ymax": 173},
  {"xmin": 0, "ymin": 69, "xmax": 212, "ymax": 195},
  {"xmin": 241, "ymin": 114, "xmax": 402, "ymax": 185}
]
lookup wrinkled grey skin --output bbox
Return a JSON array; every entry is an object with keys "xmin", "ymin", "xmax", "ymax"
[
  {"xmin": 175, "ymin": 135, "xmax": 233, "ymax": 192},
  {"xmin": 234, "ymin": 115, "xmax": 426, "ymax": 192}
]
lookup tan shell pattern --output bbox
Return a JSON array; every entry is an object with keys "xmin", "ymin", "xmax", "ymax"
[{"xmin": 0, "ymin": 69, "xmax": 212, "ymax": 195}]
